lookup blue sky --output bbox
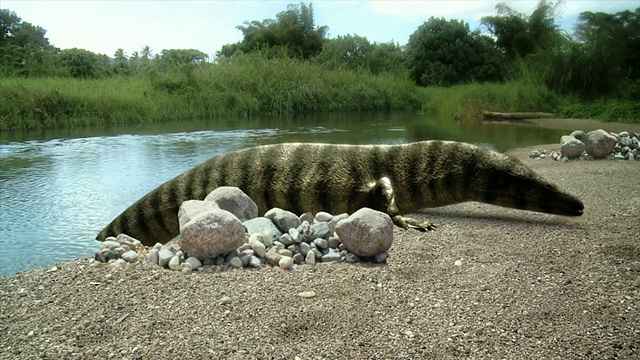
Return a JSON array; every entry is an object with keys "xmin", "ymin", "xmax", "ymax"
[{"xmin": 3, "ymin": 1, "xmax": 638, "ymax": 59}]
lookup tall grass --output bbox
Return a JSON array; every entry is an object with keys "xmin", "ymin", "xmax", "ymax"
[
  {"xmin": 0, "ymin": 53, "xmax": 423, "ymax": 131},
  {"xmin": 419, "ymin": 82, "xmax": 558, "ymax": 120},
  {"xmin": 1, "ymin": 52, "xmax": 637, "ymax": 132}
]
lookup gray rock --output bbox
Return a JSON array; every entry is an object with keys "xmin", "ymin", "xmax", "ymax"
[
  {"xmin": 299, "ymin": 242, "xmax": 311, "ymax": 257},
  {"xmin": 243, "ymin": 217, "xmax": 283, "ymax": 237},
  {"xmin": 344, "ymin": 252, "xmax": 361, "ymax": 263},
  {"xmin": 168, "ymin": 255, "xmax": 182, "ymax": 271},
  {"xmin": 335, "ymin": 207, "xmax": 394, "ymax": 257},
  {"xmin": 184, "ymin": 257, "xmax": 203, "ymax": 269},
  {"xmin": 121, "ymin": 250, "xmax": 138, "ymax": 263},
  {"xmin": 279, "ymin": 233, "xmax": 294, "ymax": 246},
  {"xmin": 305, "ymin": 251, "xmax": 316, "ymax": 264},
  {"xmin": 158, "ymin": 248, "xmax": 174, "ymax": 268},
  {"xmin": 101, "ymin": 240, "xmax": 120, "ymax": 250},
  {"xmin": 569, "ymin": 130, "xmax": 586, "ymax": 142},
  {"xmin": 329, "ymin": 213, "xmax": 349, "ymax": 232},
  {"xmin": 328, "ymin": 236, "xmax": 341, "ymax": 249},
  {"xmin": 249, "ymin": 232, "xmax": 273, "ymax": 248},
  {"xmin": 313, "ymin": 238, "xmax": 329, "ymax": 250},
  {"xmin": 560, "ymin": 138, "xmax": 585, "ymax": 159},
  {"xmin": 315, "ymin": 211, "xmax": 333, "ymax": 222},
  {"xmin": 204, "ymin": 186, "xmax": 258, "ymax": 222},
  {"xmin": 288, "ymin": 228, "xmax": 301, "ymax": 243},
  {"xmin": 227, "ymin": 256, "xmax": 243, "ymax": 269},
  {"xmin": 287, "ymin": 244, "xmax": 300, "ymax": 255},
  {"xmin": 265, "ymin": 251, "xmax": 281, "ymax": 266},
  {"xmin": 297, "ymin": 221, "xmax": 314, "ymax": 243},
  {"xmin": 614, "ymin": 154, "xmax": 626, "ymax": 160},
  {"xmin": 299, "ymin": 212, "xmax": 314, "ymax": 224},
  {"xmin": 202, "ymin": 257, "xmax": 216, "ymax": 266},
  {"xmin": 585, "ymin": 129, "xmax": 617, "ymax": 158},
  {"xmin": 279, "ymin": 249, "xmax": 293, "ymax": 257},
  {"xmin": 320, "ymin": 248, "xmax": 342, "ymax": 263},
  {"xmin": 374, "ymin": 252, "xmax": 389, "ymax": 263},
  {"xmin": 265, "ymin": 208, "xmax": 301, "ymax": 233},
  {"xmin": 251, "ymin": 239, "xmax": 266, "ymax": 257},
  {"xmin": 249, "ymin": 255, "xmax": 262, "ymax": 268},
  {"xmin": 560, "ymin": 135, "xmax": 575, "ymax": 145},
  {"xmin": 311, "ymin": 221, "xmax": 331, "ymax": 240},
  {"xmin": 179, "ymin": 209, "xmax": 247, "ymax": 260},
  {"xmin": 238, "ymin": 252, "xmax": 251, "ymax": 267},
  {"xmin": 94, "ymin": 249, "xmax": 119, "ymax": 263},
  {"xmin": 116, "ymin": 234, "xmax": 142, "ymax": 250},
  {"xmin": 178, "ymin": 200, "xmax": 221, "ymax": 229},
  {"xmin": 147, "ymin": 248, "xmax": 159, "ymax": 265},
  {"xmin": 293, "ymin": 253, "xmax": 304, "ymax": 264}
]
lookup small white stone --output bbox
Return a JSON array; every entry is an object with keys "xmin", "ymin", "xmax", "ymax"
[
  {"xmin": 279, "ymin": 256, "xmax": 294, "ymax": 270},
  {"xmin": 251, "ymin": 240, "xmax": 266, "ymax": 258},
  {"xmin": 184, "ymin": 257, "xmax": 203, "ymax": 269},
  {"xmin": 121, "ymin": 250, "xmax": 138, "ymax": 263},
  {"xmin": 454, "ymin": 260, "xmax": 463, "ymax": 267},
  {"xmin": 305, "ymin": 251, "xmax": 315, "ymax": 265},
  {"xmin": 168, "ymin": 255, "xmax": 182, "ymax": 271}
]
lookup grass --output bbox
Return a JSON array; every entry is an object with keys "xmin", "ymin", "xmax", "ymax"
[{"xmin": 1, "ymin": 53, "xmax": 638, "ymax": 132}]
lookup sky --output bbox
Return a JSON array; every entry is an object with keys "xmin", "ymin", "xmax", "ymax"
[{"xmin": 3, "ymin": 0, "xmax": 638, "ymax": 59}]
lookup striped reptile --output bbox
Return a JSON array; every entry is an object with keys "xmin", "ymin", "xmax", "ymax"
[{"xmin": 97, "ymin": 141, "xmax": 584, "ymax": 245}]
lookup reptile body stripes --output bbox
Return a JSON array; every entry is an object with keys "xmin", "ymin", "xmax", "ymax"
[{"xmin": 97, "ymin": 141, "xmax": 584, "ymax": 245}]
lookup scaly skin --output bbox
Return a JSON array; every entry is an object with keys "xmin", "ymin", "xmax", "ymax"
[{"xmin": 97, "ymin": 141, "xmax": 584, "ymax": 245}]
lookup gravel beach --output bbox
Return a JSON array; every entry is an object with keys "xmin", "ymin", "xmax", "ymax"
[{"xmin": 1, "ymin": 144, "xmax": 638, "ymax": 360}]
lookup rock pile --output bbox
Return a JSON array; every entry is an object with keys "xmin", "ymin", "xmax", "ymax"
[
  {"xmin": 95, "ymin": 188, "xmax": 394, "ymax": 272},
  {"xmin": 530, "ymin": 129, "xmax": 639, "ymax": 162}
]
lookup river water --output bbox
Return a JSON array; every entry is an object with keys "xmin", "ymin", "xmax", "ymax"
[{"xmin": 0, "ymin": 112, "xmax": 569, "ymax": 276}]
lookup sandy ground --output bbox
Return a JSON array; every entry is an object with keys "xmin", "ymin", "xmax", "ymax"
[{"xmin": 1, "ymin": 144, "xmax": 638, "ymax": 360}]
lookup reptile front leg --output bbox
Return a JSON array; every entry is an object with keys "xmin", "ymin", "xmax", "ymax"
[{"xmin": 366, "ymin": 176, "xmax": 436, "ymax": 232}]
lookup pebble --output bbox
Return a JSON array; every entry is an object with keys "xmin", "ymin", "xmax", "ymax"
[
  {"xmin": 279, "ymin": 256, "xmax": 294, "ymax": 270},
  {"xmin": 184, "ymin": 257, "xmax": 202, "ymax": 269},
  {"xmin": 168, "ymin": 256, "xmax": 182, "ymax": 271},
  {"xmin": 321, "ymin": 248, "xmax": 342, "ymax": 263},
  {"xmin": 147, "ymin": 249, "xmax": 159, "ymax": 265},
  {"xmin": 101, "ymin": 205, "xmax": 394, "ymax": 273},
  {"xmin": 535, "ymin": 129, "xmax": 640, "ymax": 162},
  {"xmin": 121, "ymin": 250, "xmax": 138, "ymax": 263},
  {"xmin": 454, "ymin": 260, "xmax": 463, "ymax": 267},
  {"xmin": 297, "ymin": 291, "xmax": 317, "ymax": 298},
  {"xmin": 219, "ymin": 296, "xmax": 232, "ymax": 305}
]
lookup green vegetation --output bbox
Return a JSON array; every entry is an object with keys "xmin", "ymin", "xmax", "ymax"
[{"xmin": 1, "ymin": 1, "xmax": 639, "ymax": 132}]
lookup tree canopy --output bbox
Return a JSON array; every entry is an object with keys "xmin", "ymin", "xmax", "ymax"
[
  {"xmin": 405, "ymin": 17, "xmax": 505, "ymax": 86},
  {"xmin": 217, "ymin": 2, "xmax": 328, "ymax": 59}
]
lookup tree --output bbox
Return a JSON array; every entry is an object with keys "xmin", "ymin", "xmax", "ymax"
[
  {"xmin": 218, "ymin": 2, "xmax": 328, "ymax": 60},
  {"xmin": 58, "ymin": 48, "xmax": 103, "ymax": 78},
  {"xmin": 0, "ymin": 9, "xmax": 57, "ymax": 76},
  {"xmin": 315, "ymin": 34, "xmax": 405, "ymax": 75},
  {"xmin": 547, "ymin": 7, "xmax": 640, "ymax": 98},
  {"xmin": 481, "ymin": 0, "xmax": 565, "ymax": 58},
  {"xmin": 406, "ymin": 17, "xmax": 505, "ymax": 86},
  {"xmin": 159, "ymin": 49, "xmax": 208, "ymax": 66}
]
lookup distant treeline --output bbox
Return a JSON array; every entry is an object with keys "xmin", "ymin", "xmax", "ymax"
[{"xmin": 0, "ymin": 2, "xmax": 638, "ymax": 131}]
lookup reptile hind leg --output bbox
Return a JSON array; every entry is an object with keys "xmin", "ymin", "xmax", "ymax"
[{"xmin": 368, "ymin": 177, "xmax": 436, "ymax": 232}]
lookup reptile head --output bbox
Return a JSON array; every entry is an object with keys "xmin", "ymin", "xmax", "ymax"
[{"xmin": 471, "ymin": 152, "xmax": 584, "ymax": 216}]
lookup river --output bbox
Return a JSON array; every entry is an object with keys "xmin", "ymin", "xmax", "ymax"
[{"xmin": 0, "ymin": 112, "xmax": 573, "ymax": 276}]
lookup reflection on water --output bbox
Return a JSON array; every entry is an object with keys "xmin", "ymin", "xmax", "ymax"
[{"xmin": 0, "ymin": 112, "xmax": 568, "ymax": 276}]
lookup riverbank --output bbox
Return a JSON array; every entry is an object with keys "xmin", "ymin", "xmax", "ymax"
[
  {"xmin": 1, "ymin": 144, "xmax": 638, "ymax": 359},
  {"xmin": 1, "ymin": 55, "xmax": 638, "ymax": 132}
]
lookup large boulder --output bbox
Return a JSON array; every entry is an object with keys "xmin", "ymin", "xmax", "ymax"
[
  {"xmin": 179, "ymin": 209, "xmax": 247, "ymax": 260},
  {"xmin": 584, "ymin": 129, "xmax": 617, "ymax": 158},
  {"xmin": 560, "ymin": 138, "xmax": 585, "ymax": 159},
  {"xmin": 178, "ymin": 200, "xmax": 220, "ymax": 229},
  {"xmin": 204, "ymin": 186, "xmax": 258, "ymax": 221},
  {"xmin": 335, "ymin": 208, "xmax": 394, "ymax": 257}
]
